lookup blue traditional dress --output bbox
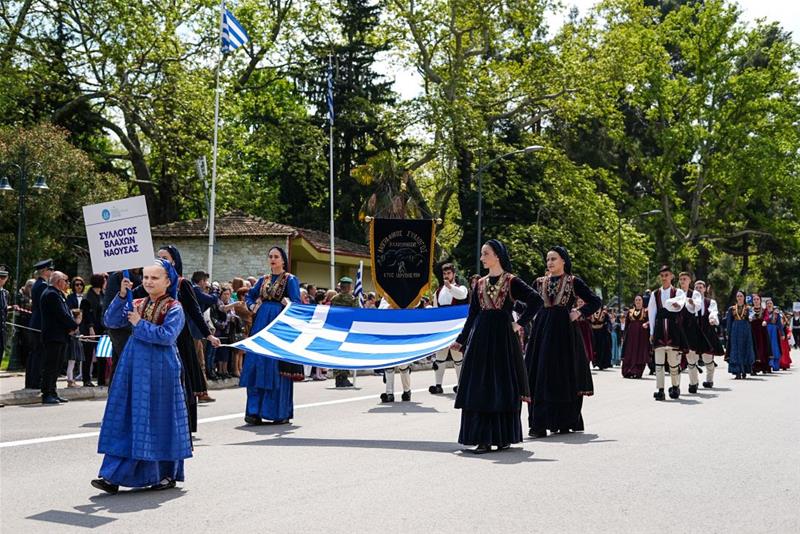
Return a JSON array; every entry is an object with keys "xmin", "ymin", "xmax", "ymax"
[
  {"xmin": 239, "ymin": 272, "xmax": 301, "ymax": 421},
  {"xmin": 725, "ymin": 304, "xmax": 755, "ymax": 375},
  {"xmin": 97, "ymin": 293, "xmax": 191, "ymax": 487},
  {"xmin": 764, "ymin": 310, "xmax": 783, "ymax": 371}
]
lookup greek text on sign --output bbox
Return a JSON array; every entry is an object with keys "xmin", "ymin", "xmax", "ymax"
[{"xmin": 83, "ymin": 196, "xmax": 155, "ymax": 273}]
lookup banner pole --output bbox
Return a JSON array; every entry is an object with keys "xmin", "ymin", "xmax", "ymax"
[
  {"xmin": 328, "ymin": 55, "xmax": 336, "ymax": 290},
  {"xmin": 208, "ymin": 0, "xmax": 225, "ymax": 281}
]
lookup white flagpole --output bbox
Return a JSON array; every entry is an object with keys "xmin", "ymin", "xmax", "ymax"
[
  {"xmin": 208, "ymin": 0, "xmax": 226, "ymax": 281},
  {"xmin": 328, "ymin": 55, "xmax": 336, "ymax": 290}
]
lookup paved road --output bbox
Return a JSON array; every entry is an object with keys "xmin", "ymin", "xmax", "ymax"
[{"xmin": 1, "ymin": 353, "xmax": 798, "ymax": 533}]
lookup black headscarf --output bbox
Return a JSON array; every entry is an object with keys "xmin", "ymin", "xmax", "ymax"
[
  {"xmin": 549, "ymin": 245, "xmax": 573, "ymax": 275},
  {"xmin": 158, "ymin": 245, "xmax": 184, "ymax": 277},
  {"xmin": 485, "ymin": 239, "xmax": 513, "ymax": 273},
  {"xmin": 269, "ymin": 246, "xmax": 289, "ymax": 272}
]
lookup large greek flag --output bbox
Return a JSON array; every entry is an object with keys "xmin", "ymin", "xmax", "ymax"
[{"xmin": 230, "ymin": 303, "xmax": 468, "ymax": 369}]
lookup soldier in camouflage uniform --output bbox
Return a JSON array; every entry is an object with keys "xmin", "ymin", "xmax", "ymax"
[{"xmin": 330, "ymin": 276, "xmax": 357, "ymax": 388}]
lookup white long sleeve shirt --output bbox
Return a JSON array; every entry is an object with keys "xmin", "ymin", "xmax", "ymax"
[
  {"xmin": 434, "ymin": 282, "xmax": 468, "ymax": 307},
  {"xmin": 648, "ymin": 286, "xmax": 686, "ymax": 336}
]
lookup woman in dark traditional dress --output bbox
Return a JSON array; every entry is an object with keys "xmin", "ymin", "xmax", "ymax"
[
  {"xmin": 240, "ymin": 246, "xmax": 302, "ymax": 426},
  {"xmin": 451, "ymin": 240, "xmax": 542, "ymax": 453},
  {"xmin": 621, "ymin": 295, "xmax": 651, "ymax": 378},
  {"xmin": 575, "ymin": 298, "xmax": 594, "ymax": 365},
  {"xmin": 157, "ymin": 246, "xmax": 221, "ymax": 433},
  {"xmin": 590, "ymin": 307, "xmax": 612, "ymax": 369},
  {"xmin": 779, "ymin": 313, "xmax": 792, "ymax": 370},
  {"xmin": 749, "ymin": 294, "xmax": 770, "ymax": 374},
  {"xmin": 525, "ymin": 247, "xmax": 601, "ymax": 438},
  {"xmin": 91, "ymin": 260, "xmax": 191, "ymax": 494},
  {"xmin": 726, "ymin": 291, "xmax": 755, "ymax": 379}
]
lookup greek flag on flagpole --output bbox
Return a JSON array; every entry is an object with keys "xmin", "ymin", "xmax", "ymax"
[
  {"xmin": 221, "ymin": 8, "xmax": 249, "ymax": 53},
  {"xmin": 96, "ymin": 335, "xmax": 113, "ymax": 358},
  {"xmin": 326, "ymin": 61, "xmax": 334, "ymax": 124},
  {"xmin": 354, "ymin": 261, "xmax": 364, "ymax": 307},
  {"xmin": 229, "ymin": 303, "xmax": 468, "ymax": 370}
]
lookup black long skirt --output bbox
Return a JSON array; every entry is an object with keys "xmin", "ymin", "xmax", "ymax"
[
  {"xmin": 526, "ymin": 307, "xmax": 593, "ymax": 433},
  {"xmin": 455, "ymin": 310, "xmax": 528, "ymax": 447},
  {"xmin": 592, "ymin": 328, "xmax": 612, "ymax": 369},
  {"xmin": 176, "ymin": 327, "xmax": 203, "ymax": 433}
]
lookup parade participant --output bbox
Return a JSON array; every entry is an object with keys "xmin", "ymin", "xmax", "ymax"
[
  {"xmin": 240, "ymin": 246, "xmax": 301, "ymax": 425},
  {"xmin": 693, "ymin": 280, "xmax": 724, "ymax": 389},
  {"xmin": 451, "ymin": 240, "xmax": 542, "ymax": 453},
  {"xmin": 675, "ymin": 271, "xmax": 703, "ymax": 394},
  {"xmin": 763, "ymin": 299, "xmax": 784, "ymax": 372},
  {"xmin": 792, "ymin": 311, "xmax": 800, "ymax": 349},
  {"xmin": 779, "ymin": 313, "xmax": 792, "ymax": 370},
  {"xmin": 648, "ymin": 265, "xmax": 687, "ymax": 400},
  {"xmin": 330, "ymin": 276, "xmax": 357, "ymax": 388},
  {"xmin": 590, "ymin": 306, "xmax": 612, "ymax": 369},
  {"xmin": 620, "ymin": 295, "xmax": 650, "ymax": 379},
  {"xmin": 749, "ymin": 294, "xmax": 770, "ymax": 374},
  {"xmin": 26, "ymin": 259, "xmax": 54, "ymax": 390},
  {"xmin": 102, "ymin": 268, "xmax": 144, "ymax": 385},
  {"xmin": 525, "ymin": 246, "xmax": 600, "ymax": 438},
  {"xmin": 91, "ymin": 260, "xmax": 191, "ymax": 494},
  {"xmin": 158, "ymin": 246, "xmax": 220, "ymax": 432},
  {"xmin": 0, "ymin": 266, "xmax": 8, "ymax": 366},
  {"xmin": 379, "ymin": 297, "xmax": 413, "ymax": 403},
  {"xmin": 429, "ymin": 263, "xmax": 468, "ymax": 395},
  {"xmin": 610, "ymin": 310, "xmax": 622, "ymax": 367},
  {"xmin": 79, "ymin": 274, "xmax": 105, "ymax": 387},
  {"xmin": 726, "ymin": 291, "xmax": 755, "ymax": 379},
  {"xmin": 39, "ymin": 271, "xmax": 78, "ymax": 404}
]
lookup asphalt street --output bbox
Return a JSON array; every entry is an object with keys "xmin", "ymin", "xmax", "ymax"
[{"xmin": 1, "ymin": 353, "xmax": 798, "ymax": 533}]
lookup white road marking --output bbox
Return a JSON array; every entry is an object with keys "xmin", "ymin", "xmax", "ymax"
[{"xmin": 0, "ymin": 384, "xmax": 455, "ymax": 449}]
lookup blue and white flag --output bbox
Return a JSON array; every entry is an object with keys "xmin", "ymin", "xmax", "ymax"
[
  {"xmin": 96, "ymin": 335, "xmax": 113, "ymax": 358},
  {"xmin": 221, "ymin": 8, "xmax": 249, "ymax": 53},
  {"xmin": 354, "ymin": 261, "xmax": 364, "ymax": 308},
  {"xmin": 229, "ymin": 303, "xmax": 468, "ymax": 370},
  {"xmin": 326, "ymin": 60, "xmax": 334, "ymax": 124}
]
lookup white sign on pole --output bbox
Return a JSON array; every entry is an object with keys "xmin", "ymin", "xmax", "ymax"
[
  {"xmin": 82, "ymin": 196, "xmax": 155, "ymax": 273},
  {"xmin": 794, "ymin": 302, "xmax": 800, "ymax": 313}
]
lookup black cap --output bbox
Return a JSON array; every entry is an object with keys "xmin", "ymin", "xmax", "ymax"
[
  {"xmin": 0, "ymin": 264, "xmax": 8, "ymax": 277},
  {"xmin": 658, "ymin": 264, "xmax": 672, "ymax": 274},
  {"xmin": 34, "ymin": 259, "xmax": 55, "ymax": 271}
]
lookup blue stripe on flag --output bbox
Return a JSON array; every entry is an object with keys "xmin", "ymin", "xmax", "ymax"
[{"xmin": 222, "ymin": 9, "xmax": 249, "ymax": 52}]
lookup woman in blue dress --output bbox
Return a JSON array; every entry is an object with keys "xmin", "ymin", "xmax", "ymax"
[
  {"xmin": 763, "ymin": 299, "xmax": 784, "ymax": 372},
  {"xmin": 725, "ymin": 290, "xmax": 756, "ymax": 380},
  {"xmin": 92, "ymin": 259, "xmax": 191, "ymax": 494},
  {"xmin": 240, "ymin": 246, "xmax": 302, "ymax": 426}
]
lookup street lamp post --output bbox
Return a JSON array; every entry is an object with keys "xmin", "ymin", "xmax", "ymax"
[
  {"xmin": 616, "ymin": 209, "xmax": 661, "ymax": 313},
  {"xmin": 475, "ymin": 145, "xmax": 544, "ymax": 274},
  {"xmin": 1, "ymin": 147, "xmax": 49, "ymax": 370}
]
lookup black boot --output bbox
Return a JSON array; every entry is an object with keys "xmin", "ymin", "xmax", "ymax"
[
  {"xmin": 428, "ymin": 384, "xmax": 444, "ymax": 394},
  {"xmin": 702, "ymin": 381, "xmax": 714, "ymax": 389},
  {"xmin": 244, "ymin": 414, "xmax": 263, "ymax": 426},
  {"xmin": 688, "ymin": 384, "xmax": 698, "ymax": 394},
  {"xmin": 335, "ymin": 374, "xmax": 353, "ymax": 388},
  {"xmin": 528, "ymin": 429, "xmax": 547, "ymax": 438},
  {"xmin": 380, "ymin": 393, "xmax": 395, "ymax": 403},
  {"xmin": 401, "ymin": 390, "xmax": 411, "ymax": 402},
  {"xmin": 653, "ymin": 388, "xmax": 666, "ymax": 401},
  {"xmin": 668, "ymin": 386, "xmax": 680, "ymax": 399}
]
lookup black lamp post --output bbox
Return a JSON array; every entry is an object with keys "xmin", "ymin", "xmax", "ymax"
[
  {"xmin": 616, "ymin": 209, "xmax": 661, "ymax": 313},
  {"xmin": 1, "ymin": 148, "xmax": 49, "ymax": 370},
  {"xmin": 475, "ymin": 145, "xmax": 544, "ymax": 274}
]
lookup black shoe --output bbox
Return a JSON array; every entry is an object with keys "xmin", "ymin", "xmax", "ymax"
[
  {"xmin": 42, "ymin": 396, "xmax": 61, "ymax": 405},
  {"xmin": 528, "ymin": 429, "xmax": 547, "ymax": 438},
  {"xmin": 401, "ymin": 390, "xmax": 411, "ymax": 402},
  {"xmin": 380, "ymin": 393, "xmax": 395, "ymax": 403},
  {"xmin": 428, "ymin": 385, "xmax": 444, "ymax": 394},
  {"xmin": 653, "ymin": 389, "xmax": 666, "ymax": 401},
  {"xmin": 688, "ymin": 384, "xmax": 698, "ymax": 394},
  {"xmin": 335, "ymin": 375, "xmax": 353, "ymax": 388},
  {"xmin": 702, "ymin": 381, "xmax": 714, "ymax": 389},
  {"xmin": 668, "ymin": 386, "xmax": 680, "ymax": 399},
  {"xmin": 91, "ymin": 478, "xmax": 119, "ymax": 494},
  {"xmin": 741, "ymin": 373, "xmax": 747, "ymax": 379},
  {"xmin": 150, "ymin": 478, "xmax": 176, "ymax": 491},
  {"xmin": 265, "ymin": 419, "xmax": 290, "ymax": 425},
  {"xmin": 470, "ymin": 444, "xmax": 492, "ymax": 455},
  {"xmin": 453, "ymin": 385, "xmax": 458, "ymax": 393},
  {"xmin": 244, "ymin": 414, "xmax": 263, "ymax": 426},
  {"xmin": 648, "ymin": 370, "xmax": 656, "ymax": 376},
  {"xmin": 733, "ymin": 374, "xmax": 741, "ymax": 379},
  {"xmin": 84, "ymin": 382, "xmax": 96, "ymax": 387},
  {"xmin": 56, "ymin": 396, "xmax": 70, "ymax": 403}
]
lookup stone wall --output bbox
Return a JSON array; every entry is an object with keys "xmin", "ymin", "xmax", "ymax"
[{"xmin": 167, "ymin": 236, "xmax": 289, "ymax": 282}]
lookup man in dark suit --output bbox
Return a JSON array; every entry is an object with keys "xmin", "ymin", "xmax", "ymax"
[
  {"xmin": 40, "ymin": 271, "xmax": 78, "ymax": 404},
  {"xmin": 25, "ymin": 259, "xmax": 54, "ymax": 389},
  {"xmin": 0, "ymin": 265, "xmax": 9, "ymax": 366}
]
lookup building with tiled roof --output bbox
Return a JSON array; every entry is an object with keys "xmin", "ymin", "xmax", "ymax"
[{"xmin": 149, "ymin": 211, "xmax": 371, "ymax": 290}]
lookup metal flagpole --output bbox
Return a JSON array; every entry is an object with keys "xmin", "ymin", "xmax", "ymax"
[
  {"xmin": 208, "ymin": 0, "xmax": 226, "ymax": 281},
  {"xmin": 328, "ymin": 55, "xmax": 336, "ymax": 290}
]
